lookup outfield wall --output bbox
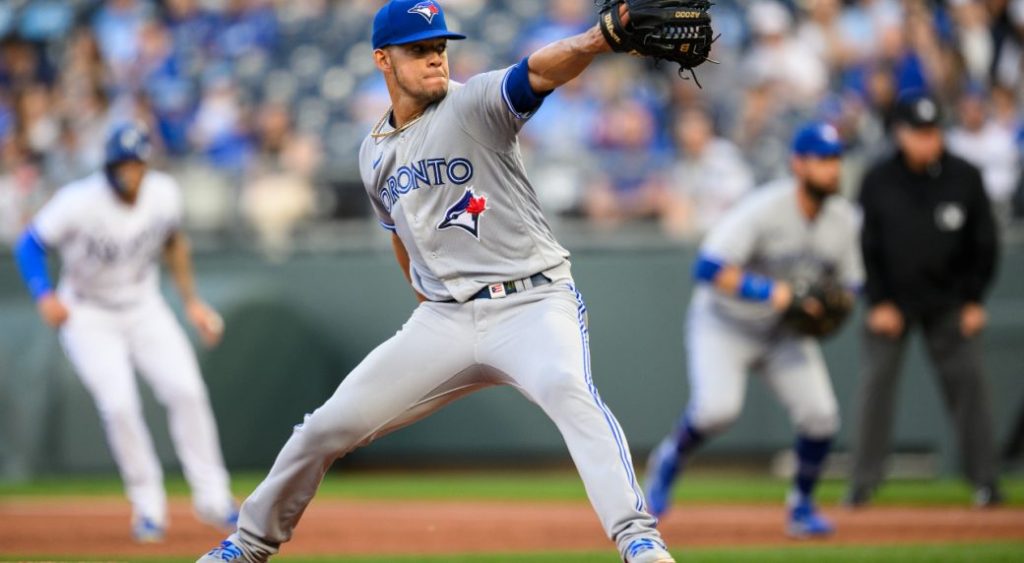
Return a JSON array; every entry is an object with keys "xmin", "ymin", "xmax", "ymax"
[{"xmin": 1, "ymin": 238, "xmax": 1022, "ymax": 480}]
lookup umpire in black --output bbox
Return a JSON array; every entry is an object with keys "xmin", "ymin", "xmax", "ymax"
[{"xmin": 847, "ymin": 91, "xmax": 1003, "ymax": 507}]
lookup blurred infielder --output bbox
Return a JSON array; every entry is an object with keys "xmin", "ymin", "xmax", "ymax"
[
  {"xmin": 644, "ymin": 123, "xmax": 863, "ymax": 537},
  {"xmin": 195, "ymin": 1, "xmax": 707, "ymax": 562},
  {"xmin": 14, "ymin": 124, "xmax": 237, "ymax": 542}
]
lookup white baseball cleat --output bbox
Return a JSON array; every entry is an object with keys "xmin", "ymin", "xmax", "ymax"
[
  {"xmin": 197, "ymin": 503, "xmax": 240, "ymax": 532},
  {"xmin": 624, "ymin": 537, "xmax": 676, "ymax": 562},
  {"xmin": 131, "ymin": 516, "xmax": 165, "ymax": 543}
]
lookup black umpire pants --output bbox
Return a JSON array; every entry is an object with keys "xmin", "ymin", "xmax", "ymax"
[{"xmin": 849, "ymin": 307, "xmax": 998, "ymax": 493}]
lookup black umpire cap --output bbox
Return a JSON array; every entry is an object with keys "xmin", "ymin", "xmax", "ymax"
[{"xmin": 894, "ymin": 91, "xmax": 943, "ymax": 128}]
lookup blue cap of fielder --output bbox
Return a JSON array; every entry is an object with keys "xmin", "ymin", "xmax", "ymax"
[
  {"xmin": 372, "ymin": 1, "xmax": 467, "ymax": 50},
  {"xmin": 791, "ymin": 121, "xmax": 843, "ymax": 158}
]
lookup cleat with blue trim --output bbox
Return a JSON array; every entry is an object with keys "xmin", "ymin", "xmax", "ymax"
[
  {"xmin": 644, "ymin": 437, "xmax": 680, "ymax": 518},
  {"xmin": 132, "ymin": 516, "xmax": 165, "ymax": 543},
  {"xmin": 197, "ymin": 539, "xmax": 251, "ymax": 562},
  {"xmin": 624, "ymin": 537, "xmax": 676, "ymax": 562},
  {"xmin": 787, "ymin": 499, "xmax": 835, "ymax": 538}
]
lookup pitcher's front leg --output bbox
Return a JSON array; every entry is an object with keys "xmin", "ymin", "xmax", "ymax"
[{"xmin": 486, "ymin": 285, "xmax": 670, "ymax": 562}]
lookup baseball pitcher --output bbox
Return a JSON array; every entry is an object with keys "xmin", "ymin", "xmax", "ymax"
[
  {"xmin": 13, "ymin": 124, "xmax": 237, "ymax": 542},
  {"xmin": 197, "ymin": 1, "xmax": 716, "ymax": 562},
  {"xmin": 644, "ymin": 122, "xmax": 863, "ymax": 538}
]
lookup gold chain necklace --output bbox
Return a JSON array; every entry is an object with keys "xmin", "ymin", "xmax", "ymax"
[{"xmin": 370, "ymin": 107, "xmax": 427, "ymax": 139}]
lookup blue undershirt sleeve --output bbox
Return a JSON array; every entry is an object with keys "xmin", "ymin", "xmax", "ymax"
[
  {"xmin": 501, "ymin": 56, "xmax": 552, "ymax": 119},
  {"xmin": 14, "ymin": 229, "xmax": 54, "ymax": 301},
  {"xmin": 694, "ymin": 253, "xmax": 774, "ymax": 303}
]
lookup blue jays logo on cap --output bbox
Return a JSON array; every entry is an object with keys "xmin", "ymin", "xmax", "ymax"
[
  {"xmin": 792, "ymin": 121, "xmax": 843, "ymax": 158},
  {"xmin": 408, "ymin": 1, "xmax": 440, "ymax": 23},
  {"xmin": 438, "ymin": 188, "xmax": 487, "ymax": 239},
  {"xmin": 372, "ymin": 0, "xmax": 467, "ymax": 50}
]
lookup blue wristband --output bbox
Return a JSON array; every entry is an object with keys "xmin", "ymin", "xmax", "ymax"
[
  {"xmin": 693, "ymin": 254, "xmax": 724, "ymax": 282},
  {"xmin": 738, "ymin": 273, "xmax": 774, "ymax": 302}
]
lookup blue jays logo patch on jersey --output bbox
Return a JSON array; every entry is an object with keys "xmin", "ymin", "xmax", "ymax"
[
  {"xmin": 437, "ymin": 188, "xmax": 487, "ymax": 238},
  {"xmin": 408, "ymin": 1, "xmax": 440, "ymax": 23}
]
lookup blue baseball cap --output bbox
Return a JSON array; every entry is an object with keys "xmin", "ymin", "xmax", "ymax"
[
  {"xmin": 791, "ymin": 122, "xmax": 843, "ymax": 158},
  {"xmin": 372, "ymin": 1, "xmax": 466, "ymax": 50}
]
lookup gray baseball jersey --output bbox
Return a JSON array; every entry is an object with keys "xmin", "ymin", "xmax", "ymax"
[
  {"xmin": 684, "ymin": 179, "xmax": 863, "ymax": 438},
  {"xmin": 358, "ymin": 68, "xmax": 571, "ymax": 302},
  {"xmin": 692, "ymin": 179, "xmax": 864, "ymax": 336},
  {"xmin": 226, "ymin": 64, "xmax": 664, "ymax": 563}
]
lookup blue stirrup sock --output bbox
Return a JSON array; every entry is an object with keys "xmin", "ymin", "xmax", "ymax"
[
  {"xmin": 674, "ymin": 415, "xmax": 705, "ymax": 456},
  {"xmin": 793, "ymin": 435, "xmax": 833, "ymax": 501}
]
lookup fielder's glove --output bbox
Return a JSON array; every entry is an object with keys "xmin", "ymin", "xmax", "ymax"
[
  {"xmin": 781, "ymin": 277, "xmax": 854, "ymax": 338},
  {"xmin": 595, "ymin": 0, "xmax": 717, "ymax": 85}
]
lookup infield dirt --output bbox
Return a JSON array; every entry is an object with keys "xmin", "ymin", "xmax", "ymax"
[{"xmin": 1, "ymin": 498, "xmax": 1023, "ymax": 557}]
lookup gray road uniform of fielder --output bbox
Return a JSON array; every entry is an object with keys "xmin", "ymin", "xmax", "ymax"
[
  {"xmin": 685, "ymin": 179, "xmax": 863, "ymax": 436},
  {"xmin": 645, "ymin": 124, "xmax": 863, "ymax": 538},
  {"xmin": 220, "ymin": 67, "xmax": 664, "ymax": 562}
]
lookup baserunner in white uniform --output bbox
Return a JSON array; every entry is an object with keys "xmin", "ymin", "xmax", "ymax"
[
  {"xmin": 197, "ymin": 2, "xmax": 672, "ymax": 562},
  {"xmin": 644, "ymin": 122, "xmax": 864, "ymax": 538},
  {"xmin": 14, "ymin": 124, "xmax": 237, "ymax": 542}
]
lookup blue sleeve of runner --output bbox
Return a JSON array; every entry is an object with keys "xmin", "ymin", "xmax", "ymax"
[
  {"xmin": 14, "ymin": 229, "xmax": 53, "ymax": 301},
  {"xmin": 502, "ymin": 57, "xmax": 552, "ymax": 118}
]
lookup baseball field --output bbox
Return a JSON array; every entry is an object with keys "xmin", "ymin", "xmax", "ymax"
[{"xmin": 2, "ymin": 471, "xmax": 1023, "ymax": 562}]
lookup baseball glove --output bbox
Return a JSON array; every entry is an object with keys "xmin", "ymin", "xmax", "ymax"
[
  {"xmin": 781, "ymin": 276, "xmax": 854, "ymax": 338},
  {"xmin": 595, "ymin": 0, "xmax": 717, "ymax": 85}
]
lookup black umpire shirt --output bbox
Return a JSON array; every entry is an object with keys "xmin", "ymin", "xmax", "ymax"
[{"xmin": 859, "ymin": 150, "xmax": 999, "ymax": 317}]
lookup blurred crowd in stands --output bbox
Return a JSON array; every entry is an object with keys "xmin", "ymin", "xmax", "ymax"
[{"xmin": 0, "ymin": 0, "xmax": 1022, "ymax": 253}]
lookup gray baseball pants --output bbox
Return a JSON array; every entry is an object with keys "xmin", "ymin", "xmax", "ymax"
[{"xmin": 226, "ymin": 280, "xmax": 660, "ymax": 561}]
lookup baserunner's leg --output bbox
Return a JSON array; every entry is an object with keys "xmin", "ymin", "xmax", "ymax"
[
  {"xmin": 129, "ymin": 299, "xmax": 234, "ymax": 525},
  {"xmin": 60, "ymin": 305, "xmax": 167, "ymax": 531}
]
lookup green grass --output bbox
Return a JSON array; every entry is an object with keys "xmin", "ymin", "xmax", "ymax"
[
  {"xmin": 2, "ymin": 471, "xmax": 1023, "ymax": 507},
  {"xmin": 3, "ymin": 543, "xmax": 1023, "ymax": 562}
]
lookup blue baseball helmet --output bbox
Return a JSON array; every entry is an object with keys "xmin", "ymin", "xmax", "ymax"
[{"xmin": 104, "ymin": 123, "xmax": 152, "ymax": 167}]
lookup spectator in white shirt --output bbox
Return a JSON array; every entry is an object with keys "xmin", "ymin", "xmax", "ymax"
[
  {"xmin": 947, "ymin": 88, "xmax": 1021, "ymax": 222},
  {"xmin": 743, "ymin": 0, "xmax": 829, "ymax": 109},
  {"xmin": 663, "ymin": 107, "xmax": 754, "ymax": 238}
]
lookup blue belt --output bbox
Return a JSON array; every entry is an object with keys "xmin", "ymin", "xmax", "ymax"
[{"xmin": 469, "ymin": 273, "xmax": 552, "ymax": 300}]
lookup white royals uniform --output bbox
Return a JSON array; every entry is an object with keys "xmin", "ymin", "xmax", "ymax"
[{"xmin": 30, "ymin": 170, "xmax": 233, "ymax": 526}]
